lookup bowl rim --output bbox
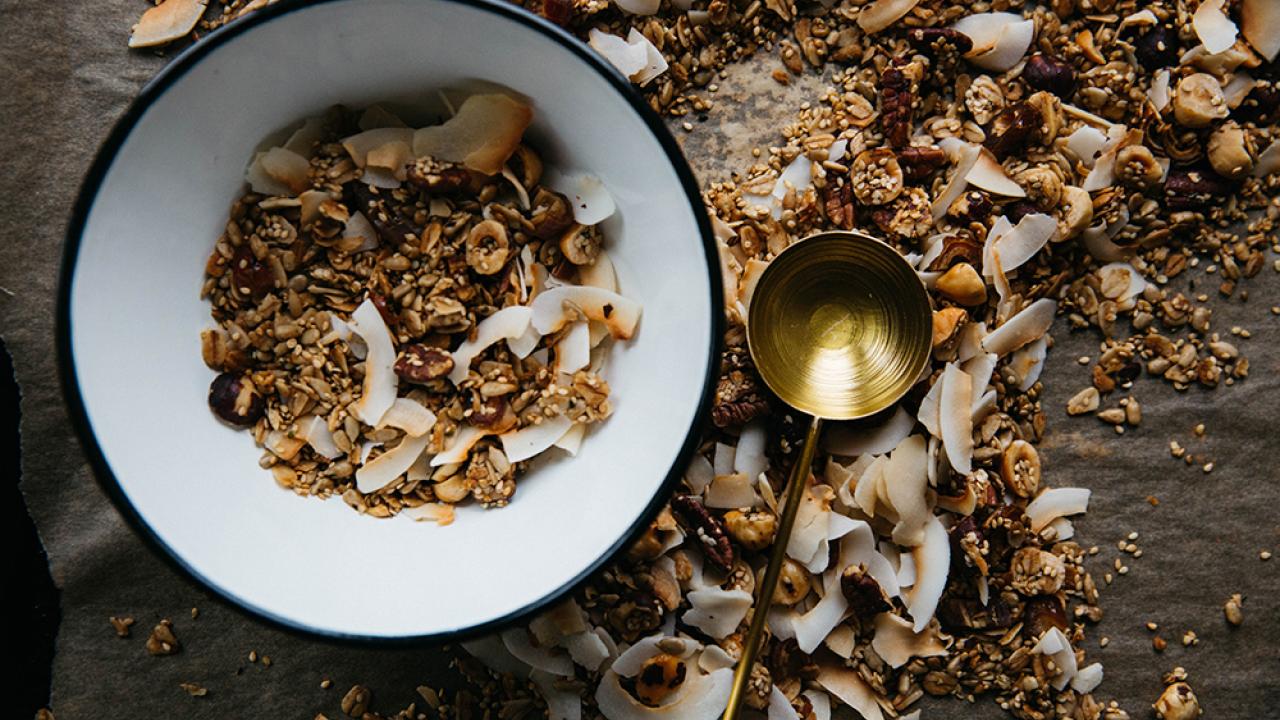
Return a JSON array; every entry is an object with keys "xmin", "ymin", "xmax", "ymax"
[{"xmin": 56, "ymin": 0, "xmax": 723, "ymax": 646}]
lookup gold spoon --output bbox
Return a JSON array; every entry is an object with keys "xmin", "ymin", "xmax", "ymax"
[{"xmin": 722, "ymin": 230, "xmax": 933, "ymax": 719}]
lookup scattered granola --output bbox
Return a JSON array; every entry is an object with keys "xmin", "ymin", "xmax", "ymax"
[
  {"xmin": 179, "ymin": 682, "xmax": 209, "ymax": 697},
  {"xmin": 109, "ymin": 615, "xmax": 134, "ymax": 638},
  {"xmin": 1223, "ymin": 593, "xmax": 1244, "ymax": 625},
  {"xmin": 201, "ymin": 95, "xmax": 639, "ymax": 518},
  {"xmin": 145, "ymin": 619, "xmax": 180, "ymax": 656}
]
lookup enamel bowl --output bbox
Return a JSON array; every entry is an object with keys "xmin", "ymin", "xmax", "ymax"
[{"xmin": 59, "ymin": 0, "xmax": 719, "ymax": 642}]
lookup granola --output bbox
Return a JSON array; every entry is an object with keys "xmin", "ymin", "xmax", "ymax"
[{"xmin": 201, "ymin": 95, "xmax": 639, "ymax": 518}]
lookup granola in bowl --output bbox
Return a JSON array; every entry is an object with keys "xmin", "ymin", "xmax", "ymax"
[{"xmin": 200, "ymin": 92, "xmax": 641, "ymax": 523}]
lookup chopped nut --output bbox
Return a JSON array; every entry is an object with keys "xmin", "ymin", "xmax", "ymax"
[
  {"xmin": 1173, "ymin": 73, "xmax": 1229, "ymax": 128},
  {"xmin": 1223, "ymin": 594, "xmax": 1244, "ymax": 625},
  {"xmin": 1154, "ymin": 682, "xmax": 1202, "ymax": 720},
  {"xmin": 850, "ymin": 149, "xmax": 904, "ymax": 205},
  {"xmin": 1067, "ymin": 387, "xmax": 1101, "ymax": 415},
  {"xmin": 935, "ymin": 263, "xmax": 987, "ymax": 306},
  {"xmin": 146, "ymin": 620, "xmax": 181, "ymax": 656},
  {"xmin": 341, "ymin": 685, "xmax": 371, "ymax": 717},
  {"xmin": 109, "ymin": 616, "xmax": 135, "ymax": 638},
  {"xmin": 1207, "ymin": 123, "xmax": 1254, "ymax": 179},
  {"xmin": 723, "ymin": 509, "xmax": 778, "ymax": 551}
]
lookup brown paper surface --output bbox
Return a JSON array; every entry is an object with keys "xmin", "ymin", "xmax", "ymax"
[{"xmin": 2, "ymin": 2, "xmax": 1276, "ymax": 717}]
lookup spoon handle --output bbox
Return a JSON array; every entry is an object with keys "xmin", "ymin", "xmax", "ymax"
[{"xmin": 722, "ymin": 414, "xmax": 823, "ymax": 720}]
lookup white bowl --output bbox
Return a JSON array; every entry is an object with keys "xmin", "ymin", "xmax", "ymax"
[{"xmin": 59, "ymin": 0, "xmax": 720, "ymax": 642}]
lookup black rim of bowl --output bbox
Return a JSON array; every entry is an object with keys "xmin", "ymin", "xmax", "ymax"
[{"xmin": 55, "ymin": 0, "xmax": 723, "ymax": 646}]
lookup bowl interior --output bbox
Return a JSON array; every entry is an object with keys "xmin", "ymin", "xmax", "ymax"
[{"xmin": 65, "ymin": 0, "xmax": 716, "ymax": 640}]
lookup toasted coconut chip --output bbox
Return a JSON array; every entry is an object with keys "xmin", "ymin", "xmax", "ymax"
[
  {"xmin": 885, "ymin": 435, "xmax": 930, "ymax": 547},
  {"xmin": 500, "ymin": 415, "xmax": 574, "ymax": 463},
  {"xmin": 816, "ymin": 660, "xmax": 886, "ymax": 720},
  {"xmin": 982, "ymin": 298, "xmax": 1056, "ymax": 356},
  {"xmin": 531, "ymin": 285, "xmax": 642, "ymax": 340},
  {"xmin": 939, "ymin": 364, "xmax": 974, "ymax": 476},
  {"xmin": 348, "ymin": 299, "xmax": 398, "ymax": 425},
  {"xmin": 1009, "ymin": 336, "xmax": 1048, "ymax": 391},
  {"xmin": 966, "ymin": 149, "xmax": 1025, "ymax": 197},
  {"xmin": 936, "ymin": 479, "xmax": 977, "ymax": 515},
  {"xmin": 595, "ymin": 667, "xmax": 732, "ymax": 720},
  {"xmin": 554, "ymin": 423, "xmax": 587, "ymax": 456},
  {"xmin": 831, "ymin": 455, "xmax": 873, "ymax": 511},
  {"xmin": 713, "ymin": 442, "xmax": 736, "ymax": 475},
  {"xmin": 531, "ymin": 669, "xmax": 583, "ymax": 720},
  {"xmin": 1099, "ymin": 262, "xmax": 1149, "ymax": 302},
  {"xmin": 1026, "ymin": 487, "xmax": 1091, "ymax": 532},
  {"xmin": 430, "ymin": 425, "xmax": 490, "ymax": 467},
  {"xmin": 897, "ymin": 553, "xmax": 917, "ymax": 587},
  {"xmin": 857, "ymin": 0, "xmax": 921, "ymax": 34},
  {"xmin": 1253, "ymin": 139, "xmax": 1280, "ymax": 176},
  {"xmin": 613, "ymin": 0, "xmax": 659, "ymax": 14},
  {"xmin": 962, "ymin": 353, "xmax": 998, "ymax": 408},
  {"xmin": 738, "ymin": 258, "xmax": 770, "ymax": 313},
  {"xmin": 503, "ymin": 629, "xmax": 573, "ymax": 677},
  {"xmin": 355, "ymin": 432, "xmax": 431, "ymax": 494},
  {"xmin": 449, "ymin": 306, "xmax": 534, "ymax": 384},
  {"xmin": 246, "ymin": 147, "xmax": 311, "ymax": 196},
  {"xmin": 462, "ymin": 635, "xmax": 532, "ymax": 677},
  {"xmin": 794, "ymin": 570, "xmax": 848, "ymax": 653},
  {"xmin": 1224, "ymin": 72, "xmax": 1258, "ymax": 108},
  {"xmin": 343, "ymin": 211, "xmax": 378, "ymax": 252},
  {"xmin": 931, "ymin": 141, "xmax": 982, "ymax": 221},
  {"xmin": 684, "ymin": 586, "xmax": 753, "ymax": 639},
  {"xmin": 296, "ymin": 415, "xmax": 342, "ymax": 459},
  {"xmin": 853, "ymin": 455, "xmax": 887, "ymax": 518},
  {"xmin": 1084, "ymin": 128, "xmax": 1142, "ymax": 192},
  {"xmin": 823, "ymin": 405, "xmax": 915, "ymax": 457},
  {"xmin": 264, "ymin": 430, "xmax": 305, "ymax": 461},
  {"xmin": 840, "ymin": 520, "xmax": 902, "ymax": 598},
  {"xmin": 1047, "ymin": 516, "xmax": 1075, "ymax": 541},
  {"xmin": 904, "ymin": 515, "xmax": 950, "ymax": 632},
  {"xmin": 767, "ymin": 686, "xmax": 800, "ymax": 720},
  {"xmin": 588, "ymin": 29, "xmax": 668, "ymax": 86},
  {"xmin": 1082, "ymin": 204, "xmax": 1132, "ymax": 262},
  {"xmin": 969, "ymin": 18, "xmax": 1035, "ymax": 72},
  {"xmin": 401, "ymin": 502, "xmax": 455, "ymax": 525},
  {"xmin": 1194, "ymin": 0, "xmax": 1239, "ymax": 55},
  {"xmin": 685, "ymin": 454, "xmax": 715, "ymax": 495},
  {"xmin": 1065, "ymin": 126, "xmax": 1109, "ymax": 167},
  {"xmin": 555, "ymin": 321, "xmax": 592, "ymax": 375},
  {"xmin": 1072, "ymin": 662, "xmax": 1104, "ymax": 694},
  {"xmin": 776, "ymin": 152, "xmax": 815, "ymax": 199},
  {"xmin": 343, "ymin": 128, "xmax": 415, "ymax": 168},
  {"xmin": 500, "ymin": 166, "xmax": 532, "ymax": 211},
  {"xmin": 1148, "ymin": 69, "xmax": 1172, "ymax": 111},
  {"xmin": 804, "ymin": 691, "xmax": 832, "ymax": 720},
  {"xmin": 704, "ymin": 473, "xmax": 758, "ymax": 509},
  {"xmin": 872, "ymin": 613, "xmax": 947, "ymax": 668},
  {"xmin": 825, "ymin": 624, "xmax": 857, "ymax": 658},
  {"xmin": 362, "ymin": 167, "xmax": 402, "ymax": 193},
  {"xmin": 787, "ymin": 487, "xmax": 832, "ymax": 564},
  {"xmin": 508, "ymin": 323, "xmax": 541, "ymax": 359},
  {"xmin": 367, "ymin": 141, "xmax": 413, "ymax": 179},
  {"xmin": 953, "ymin": 12, "xmax": 1024, "ymax": 55},
  {"xmin": 1119, "ymin": 9, "xmax": 1158, "ymax": 30},
  {"xmin": 917, "ymin": 375, "xmax": 943, "ymax": 438},
  {"xmin": 358, "ymin": 105, "xmax": 409, "ymax": 131},
  {"xmin": 629, "ymin": 28, "xmax": 670, "ymax": 85},
  {"xmin": 129, "ymin": 0, "xmax": 206, "ymax": 48},
  {"xmin": 991, "ymin": 213, "xmax": 1056, "ymax": 275},
  {"xmin": 1032, "ymin": 627, "xmax": 1078, "ymax": 690},
  {"xmin": 376, "ymin": 397, "xmax": 438, "ymax": 437},
  {"xmin": 612, "ymin": 636, "xmax": 699, "ymax": 677},
  {"xmin": 580, "ymin": 250, "xmax": 619, "ymax": 293},
  {"xmin": 734, "ymin": 420, "xmax": 769, "ymax": 482},
  {"xmin": 698, "ymin": 644, "xmax": 735, "ymax": 673},
  {"xmin": 298, "ymin": 190, "xmax": 330, "ymax": 226},
  {"xmin": 412, "ymin": 93, "xmax": 532, "ymax": 176},
  {"xmin": 284, "ymin": 117, "xmax": 327, "ymax": 158},
  {"xmin": 561, "ymin": 173, "xmax": 617, "ymax": 225},
  {"xmin": 1243, "ymin": 0, "xmax": 1280, "ymax": 60}
]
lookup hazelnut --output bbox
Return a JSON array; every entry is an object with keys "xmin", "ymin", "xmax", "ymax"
[
  {"xmin": 850, "ymin": 149, "xmax": 904, "ymax": 205},
  {"xmin": 723, "ymin": 509, "xmax": 778, "ymax": 551},
  {"xmin": 773, "ymin": 559, "xmax": 811, "ymax": 605},
  {"xmin": 935, "ymin": 263, "xmax": 987, "ymax": 306},
  {"xmin": 1055, "ymin": 186, "xmax": 1094, "ymax": 242},
  {"xmin": 1000, "ymin": 440, "xmax": 1041, "ymax": 498},
  {"xmin": 1134, "ymin": 25, "xmax": 1179, "ymax": 71},
  {"xmin": 840, "ymin": 565, "xmax": 890, "ymax": 617},
  {"xmin": 1173, "ymin": 73, "xmax": 1229, "ymax": 128},
  {"xmin": 1206, "ymin": 122, "xmax": 1255, "ymax": 179},
  {"xmin": 1154, "ymin": 682, "xmax": 1202, "ymax": 720},
  {"xmin": 931, "ymin": 307, "xmax": 968, "ymax": 351},
  {"xmin": 1115, "ymin": 145, "xmax": 1164, "ymax": 189},
  {"xmin": 465, "ymin": 219, "xmax": 510, "ymax": 275},
  {"xmin": 985, "ymin": 103, "xmax": 1043, "ymax": 160},
  {"xmin": 1015, "ymin": 166, "xmax": 1063, "ymax": 210},
  {"xmin": 230, "ymin": 245, "xmax": 276, "ymax": 301},
  {"xmin": 635, "ymin": 654, "xmax": 687, "ymax": 706},
  {"xmin": 1021, "ymin": 54, "xmax": 1076, "ymax": 99},
  {"xmin": 1025, "ymin": 91, "xmax": 1062, "ymax": 144},
  {"xmin": 559, "ymin": 223, "xmax": 602, "ymax": 265},
  {"xmin": 208, "ymin": 373, "xmax": 264, "ymax": 427},
  {"xmin": 394, "ymin": 345, "xmax": 454, "ymax": 384}
]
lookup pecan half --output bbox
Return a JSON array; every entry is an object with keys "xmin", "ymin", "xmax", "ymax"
[
  {"xmin": 1021, "ymin": 54, "xmax": 1076, "ymax": 99},
  {"xmin": 840, "ymin": 565, "xmax": 891, "ymax": 618},
  {"xmin": 712, "ymin": 349, "xmax": 772, "ymax": 428},
  {"xmin": 670, "ymin": 494, "xmax": 735, "ymax": 573},
  {"xmin": 395, "ymin": 344, "xmax": 454, "ymax": 384},
  {"xmin": 208, "ymin": 373, "xmax": 264, "ymax": 427},
  {"xmin": 896, "ymin": 145, "xmax": 947, "ymax": 181},
  {"xmin": 821, "ymin": 180, "xmax": 855, "ymax": 230},
  {"xmin": 879, "ymin": 60, "xmax": 915, "ymax": 148}
]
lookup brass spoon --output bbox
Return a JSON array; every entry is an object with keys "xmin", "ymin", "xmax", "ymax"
[{"xmin": 722, "ymin": 230, "xmax": 933, "ymax": 719}]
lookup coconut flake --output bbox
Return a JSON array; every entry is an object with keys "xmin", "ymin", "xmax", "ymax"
[
  {"xmin": 839, "ymin": 521, "xmax": 902, "ymax": 599},
  {"xmin": 939, "ymin": 364, "xmax": 974, "ymax": 476},
  {"xmin": 793, "ymin": 570, "xmax": 848, "ymax": 653},
  {"xmin": 348, "ymin": 299, "xmax": 398, "ymax": 425},
  {"xmin": 129, "ymin": 0, "xmax": 206, "ymax": 48},
  {"xmin": 595, "ymin": 667, "xmax": 732, "ymax": 720},
  {"xmin": 685, "ymin": 454, "xmax": 715, "ymax": 495},
  {"xmin": 698, "ymin": 644, "xmax": 735, "ymax": 673},
  {"xmin": 554, "ymin": 423, "xmax": 587, "ymax": 456},
  {"xmin": 953, "ymin": 12, "xmax": 1024, "ymax": 55},
  {"xmin": 767, "ymin": 686, "xmax": 800, "ymax": 720},
  {"xmin": 463, "ymin": 636, "xmax": 532, "ymax": 677},
  {"xmin": 588, "ymin": 29, "xmax": 668, "ymax": 86},
  {"xmin": 508, "ymin": 323, "xmax": 542, "ymax": 359},
  {"xmin": 449, "ymin": 306, "xmax": 534, "ymax": 384},
  {"xmin": 561, "ymin": 173, "xmax": 617, "ymax": 225},
  {"xmin": 1254, "ymin": 139, "xmax": 1280, "ymax": 176},
  {"xmin": 931, "ymin": 142, "xmax": 982, "ymax": 221},
  {"xmin": 704, "ymin": 473, "xmax": 758, "ymax": 509},
  {"xmin": 787, "ymin": 488, "xmax": 832, "ymax": 565},
  {"xmin": 295, "ymin": 415, "xmax": 342, "ymax": 459},
  {"xmin": 823, "ymin": 406, "xmax": 915, "ymax": 457},
  {"xmin": 816, "ymin": 660, "xmax": 886, "ymax": 720},
  {"xmin": 1032, "ymin": 627, "xmax": 1078, "ymax": 690},
  {"xmin": 734, "ymin": 420, "xmax": 769, "ymax": 482},
  {"xmin": 1194, "ymin": 0, "xmax": 1239, "ymax": 55},
  {"xmin": 376, "ymin": 397, "xmax": 438, "ymax": 437},
  {"xmin": 612, "ymin": 636, "xmax": 698, "ymax": 677},
  {"xmin": 1149, "ymin": 69, "xmax": 1172, "ymax": 111},
  {"xmin": 1066, "ymin": 126, "xmax": 1109, "ymax": 167},
  {"xmin": 1119, "ymin": 9, "xmax": 1158, "ymax": 30},
  {"xmin": 401, "ymin": 502, "xmax": 455, "ymax": 525},
  {"xmin": 580, "ymin": 251, "xmax": 619, "ymax": 293},
  {"xmin": 966, "ymin": 149, "xmax": 1025, "ymax": 197},
  {"xmin": 904, "ymin": 515, "xmax": 950, "ymax": 632},
  {"xmin": 412, "ymin": 94, "xmax": 532, "ymax": 176},
  {"xmin": 555, "ymin": 322, "xmax": 592, "ymax": 375},
  {"xmin": 857, "ymin": 0, "xmax": 921, "ymax": 34},
  {"xmin": 853, "ymin": 456, "xmax": 887, "ymax": 518},
  {"xmin": 343, "ymin": 128, "xmax": 415, "ymax": 168},
  {"xmin": 1224, "ymin": 72, "xmax": 1258, "ymax": 109},
  {"xmin": 501, "ymin": 415, "xmax": 574, "ymax": 463},
  {"xmin": 886, "ymin": 435, "xmax": 930, "ymax": 547},
  {"xmin": 246, "ymin": 147, "xmax": 311, "ymax": 196},
  {"xmin": 738, "ymin": 258, "xmax": 770, "ymax": 313},
  {"xmin": 1243, "ymin": 0, "xmax": 1280, "ymax": 61},
  {"xmin": 1072, "ymin": 663, "xmax": 1104, "ymax": 694},
  {"xmin": 897, "ymin": 553, "xmax": 917, "ymax": 587},
  {"xmin": 871, "ymin": 613, "xmax": 947, "ymax": 668},
  {"xmin": 1026, "ymin": 487, "xmax": 1091, "ymax": 532},
  {"xmin": 531, "ymin": 286, "xmax": 642, "ymax": 340},
  {"xmin": 503, "ymin": 629, "xmax": 574, "ymax": 677},
  {"xmin": 917, "ymin": 377, "xmax": 943, "ymax": 438},
  {"xmin": 1009, "ymin": 336, "xmax": 1049, "ymax": 391},
  {"xmin": 356, "ymin": 432, "xmax": 431, "ymax": 494},
  {"xmin": 430, "ymin": 425, "xmax": 489, "ymax": 467},
  {"xmin": 532, "ymin": 670, "xmax": 582, "ymax": 720},
  {"xmin": 992, "ymin": 213, "xmax": 1056, "ymax": 275},
  {"xmin": 264, "ymin": 430, "xmax": 305, "ymax": 461},
  {"xmin": 982, "ymin": 298, "xmax": 1056, "ymax": 356},
  {"xmin": 614, "ymin": 0, "xmax": 659, "ymax": 14},
  {"xmin": 969, "ymin": 19, "xmax": 1035, "ymax": 72},
  {"xmin": 684, "ymin": 587, "xmax": 753, "ymax": 639}
]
